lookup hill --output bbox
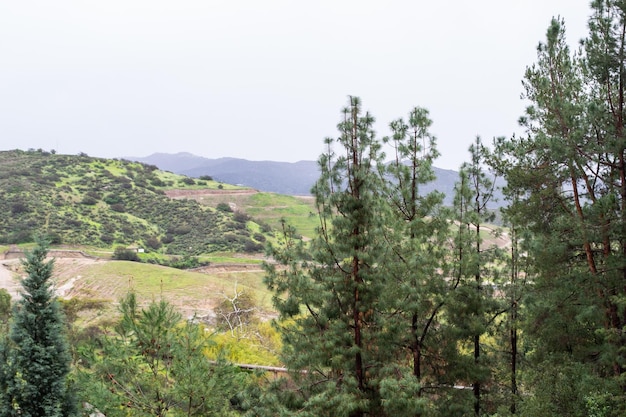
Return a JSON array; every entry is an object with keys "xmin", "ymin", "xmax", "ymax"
[
  {"xmin": 130, "ymin": 152, "xmax": 504, "ymax": 207},
  {"xmin": 0, "ymin": 149, "xmax": 269, "ymax": 254}
]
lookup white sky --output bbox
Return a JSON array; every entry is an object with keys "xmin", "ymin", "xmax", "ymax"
[{"xmin": 0, "ymin": 1, "xmax": 590, "ymax": 170}]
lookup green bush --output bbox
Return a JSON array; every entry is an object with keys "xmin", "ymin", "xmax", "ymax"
[
  {"xmin": 217, "ymin": 203, "xmax": 233, "ymax": 213},
  {"xmin": 112, "ymin": 246, "xmax": 140, "ymax": 262},
  {"xmin": 243, "ymin": 240, "xmax": 263, "ymax": 253},
  {"xmin": 150, "ymin": 178, "xmax": 165, "ymax": 187},
  {"xmin": 145, "ymin": 236, "xmax": 162, "ymax": 250},
  {"xmin": 233, "ymin": 211, "xmax": 249, "ymax": 223},
  {"xmin": 100, "ymin": 234, "xmax": 114, "ymax": 245},
  {"xmin": 110, "ymin": 203, "xmax": 125, "ymax": 213},
  {"xmin": 81, "ymin": 196, "xmax": 98, "ymax": 205}
]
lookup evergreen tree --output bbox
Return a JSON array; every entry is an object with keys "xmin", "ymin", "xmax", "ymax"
[
  {"xmin": 83, "ymin": 292, "xmax": 245, "ymax": 417},
  {"xmin": 263, "ymin": 97, "xmax": 431, "ymax": 417},
  {"xmin": 447, "ymin": 137, "xmax": 502, "ymax": 416},
  {"xmin": 0, "ymin": 239, "xmax": 76, "ymax": 417},
  {"xmin": 495, "ymin": 3, "xmax": 626, "ymax": 413},
  {"xmin": 379, "ymin": 107, "xmax": 452, "ymax": 413}
]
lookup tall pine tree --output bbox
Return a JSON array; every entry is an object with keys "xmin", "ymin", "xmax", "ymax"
[
  {"xmin": 0, "ymin": 239, "xmax": 76, "ymax": 417},
  {"xmin": 379, "ymin": 107, "xmax": 452, "ymax": 414},
  {"xmin": 264, "ymin": 97, "xmax": 390, "ymax": 416},
  {"xmin": 448, "ymin": 137, "xmax": 502, "ymax": 416},
  {"xmin": 262, "ymin": 97, "xmax": 450, "ymax": 417},
  {"xmin": 495, "ymin": 3, "xmax": 626, "ymax": 413}
]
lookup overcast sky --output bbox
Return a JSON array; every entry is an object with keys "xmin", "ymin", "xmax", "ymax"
[{"xmin": 0, "ymin": 1, "xmax": 591, "ymax": 170}]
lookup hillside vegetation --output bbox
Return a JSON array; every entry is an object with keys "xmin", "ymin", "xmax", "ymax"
[
  {"xmin": 170, "ymin": 189, "xmax": 319, "ymax": 239},
  {"xmin": 0, "ymin": 149, "xmax": 268, "ymax": 255}
]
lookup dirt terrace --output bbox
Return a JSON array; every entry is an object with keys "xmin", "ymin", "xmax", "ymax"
[{"xmin": 164, "ymin": 189, "xmax": 258, "ymax": 198}]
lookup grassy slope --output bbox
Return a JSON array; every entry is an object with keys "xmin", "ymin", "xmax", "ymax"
[
  {"xmin": 85, "ymin": 262, "xmax": 269, "ymax": 305},
  {"xmin": 191, "ymin": 191, "xmax": 320, "ymax": 239},
  {"xmin": 39, "ymin": 257, "xmax": 273, "ymax": 326}
]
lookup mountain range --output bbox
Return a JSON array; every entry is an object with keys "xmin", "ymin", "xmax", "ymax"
[{"xmin": 129, "ymin": 152, "xmax": 502, "ymax": 207}]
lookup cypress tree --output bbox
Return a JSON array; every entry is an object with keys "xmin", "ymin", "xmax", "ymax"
[{"xmin": 0, "ymin": 239, "xmax": 76, "ymax": 417}]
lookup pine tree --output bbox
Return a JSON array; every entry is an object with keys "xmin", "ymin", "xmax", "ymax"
[
  {"xmin": 442, "ymin": 136, "xmax": 506, "ymax": 415},
  {"xmin": 0, "ymin": 239, "xmax": 76, "ymax": 417},
  {"xmin": 85, "ymin": 292, "xmax": 245, "ymax": 417},
  {"xmin": 264, "ymin": 97, "xmax": 428, "ymax": 416},
  {"xmin": 495, "ymin": 3, "xmax": 626, "ymax": 413},
  {"xmin": 379, "ymin": 107, "xmax": 452, "ymax": 412}
]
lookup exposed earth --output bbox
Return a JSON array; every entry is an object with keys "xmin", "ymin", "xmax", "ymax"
[
  {"xmin": 0, "ymin": 256, "xmax": 104, "ymax": 301},
  {"xmin": 0, "ymin": 260, "xmax": 20, "ymax": 299}
]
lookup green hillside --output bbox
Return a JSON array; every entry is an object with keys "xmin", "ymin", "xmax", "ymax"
[
  {"xmin": 0, "ymin": 149, "xmax": 267, "ymax": 255},
  {"xmin": 185, "ymin": 190, "xmax": 319, "ymax": 239}
]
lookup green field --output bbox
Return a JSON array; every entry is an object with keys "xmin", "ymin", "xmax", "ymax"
[{"xmin": 195, "ymin": 191, "xmax": 320, "ymax": 239}]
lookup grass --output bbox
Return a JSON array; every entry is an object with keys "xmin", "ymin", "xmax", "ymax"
[
  {"xmin": 195, "ymin": 191, "xmax": 319, "ymax": 239},
  {"xmin": 62, "ymin": 260, "xmax": 274, "ymax": 317},
  {"xmin": 154, "ymin": 170, "xmax": 248, "ymax": 191},
  {"xmin": 246, "ymin": 193, "xmax": 319, "ymax": 238},
  {"xmin": 202, "ymin": 253, "xmax": 265, "ymax": 264}
]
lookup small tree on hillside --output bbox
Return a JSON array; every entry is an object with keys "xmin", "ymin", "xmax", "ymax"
[
  {"xmin": 85, "ymin": 292, "xmax": 245, "ymax": 417},
  {"xmin": 0, "ymin": 239, "xmax": 76, "ymax": 417}
]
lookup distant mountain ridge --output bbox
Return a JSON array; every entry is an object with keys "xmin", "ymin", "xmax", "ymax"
[
  {"xmin": 130, "ymin": 153, "xmax": 320, "ymax": 196},
  {"xmin": 129, "ymin": 152, "xmax": 502, "ymax": 207}
]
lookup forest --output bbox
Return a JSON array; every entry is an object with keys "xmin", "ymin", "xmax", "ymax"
[{"xmin": 2, "ymin": 1, "xmax": 626, "ymax": 416}]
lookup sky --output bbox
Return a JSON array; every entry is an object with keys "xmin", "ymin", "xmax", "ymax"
[{"xmin": 0, "ymin": 1, "xmax": 591, "ymax": 170}]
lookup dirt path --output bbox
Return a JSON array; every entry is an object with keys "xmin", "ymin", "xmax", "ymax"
[
  {"xmin": 164, "ymin": 189, "xmax": 258, "ymax": 198},
  {"xmin": 0, "ymin": 261, "xmax": 21, "ymax": 299}
]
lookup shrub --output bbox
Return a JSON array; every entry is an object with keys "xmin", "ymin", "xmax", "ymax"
[
  {"xmin": 233, "ymin": 211, "xmax": 249, "ymax": 223},
  {"xmin": 110, "ymin": 203, "xmax": 125, "ymax": 213},
  {"xmin": 199, "ymin": 175, "xmax": 213, "ymax": 181},
  {"xmin": 243, "ymin": 240, "xmax": 264, "ymax": 253},
  {"xmin": 168, "ymin": 255, "xmax": 206, "ymax": 269},
  {"xmin": 168, "ymin": 225, "xmax": 192, "ymax": 235},
  {"xmin": 145, "ymin": 237, "xmax": 162, "ymax": 250},
  {"xmin": 180, "ymin": 177, "xmax": 195, "ymax": 186},
  {"xmin": 81, "ymin": 196, "xmax": 98, "ymax": 205},
  {"xmin": 11, "ymin": 202, "xmax": 29, "ymax": 214},
  {"xmin": 86, "ymin": 191, "xmax": 101, "ymax": 200},
  {"xmin": 100, "ymin": 234, "xmax": 114, "ymax": 245},
  {"xmin": 259, "ymin": 221, "xmax": 272, "ymax": 233},
  {"xmin": 46, "ymin": 232, "xmax": 63, "ymax": 245},
  {"xmin": 10, "ymin": 230, "xmax": 32, "ymax": 244},
  {"xmin": 112, "ymin": 246, "xmax": 140, "ymax": 262},
  {"xmin": 216, "ymin": 203, "xmax": 233, "ymax": 213},
  {"xmin": 150, "ymin": 178, "xmax": 165, "ymax": 187}
]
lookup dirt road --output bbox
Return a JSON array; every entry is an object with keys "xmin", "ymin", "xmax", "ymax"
[{"xmin": 0, "ymin": 261, "xmax": 20, "ymax": 299}]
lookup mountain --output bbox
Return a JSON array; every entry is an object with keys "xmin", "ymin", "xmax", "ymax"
[
  {"xmin": 130, "ymin": 152, "xmax": 505, "ymax": 207},
  {"xmin": 131, "ymin": 153, "xmax": 319, "ymax": 196}
]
